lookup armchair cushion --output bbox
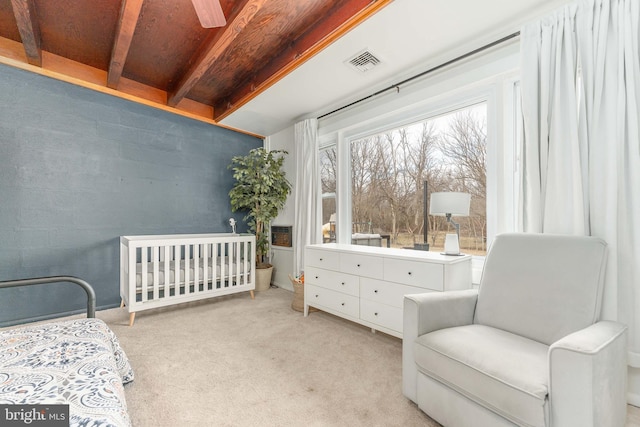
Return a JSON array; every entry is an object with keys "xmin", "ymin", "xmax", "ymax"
[
  {"xmin": 474, "ymin": 233, "xmax": 607, "ymax": 346},
  {"xmin": 414, "ymin": 324, "xmax": 549, "ymax": 426}
]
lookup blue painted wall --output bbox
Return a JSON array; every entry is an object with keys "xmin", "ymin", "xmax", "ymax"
[{"xmin": 0, "ymin": 64, "xmax": 262, "ymax": 326}]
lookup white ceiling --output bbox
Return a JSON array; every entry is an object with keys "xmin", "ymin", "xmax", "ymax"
[{"xmin": 221, "ymin": 0, "xmax": 571, "ymax": 137}]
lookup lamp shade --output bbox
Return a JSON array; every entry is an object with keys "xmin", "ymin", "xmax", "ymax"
[{"xmin": 429, "ymin": 192, "xmax": 471, "ymax": 216}]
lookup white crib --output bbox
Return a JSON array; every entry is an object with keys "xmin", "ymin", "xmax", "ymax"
[{"xmin": 120, "ymin": 233, "xmax": 255, "ymax": 326}]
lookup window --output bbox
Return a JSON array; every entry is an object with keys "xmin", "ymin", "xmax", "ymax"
[
  {"xmin": 320, "ymin": 145, "xmax": 337, "ymax": 243},
  {"xmin": 317, "ymin": 45, "xmax": 523, "ymax": 283},
  {"xmin": 349, "ymin": 103, "xmax": 487, "ymax": 255}
]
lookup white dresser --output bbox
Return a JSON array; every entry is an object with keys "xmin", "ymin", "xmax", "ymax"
[{"xmin": 304, "ymin": 243, "xmax": 472, "ymax": 338}]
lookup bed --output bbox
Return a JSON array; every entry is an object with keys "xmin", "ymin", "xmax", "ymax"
[
  {"xmin": 120, "ymin": 233, "xmax": 256, "ymax": 326},
  {"xmin": 0, "ymin": 276, "xmax": 133, "ymax": 427}
]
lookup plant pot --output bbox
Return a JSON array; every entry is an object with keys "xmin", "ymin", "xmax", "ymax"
[{"xmin": 255, "ymin": 264, "xmax": 273, "ymax": 292}]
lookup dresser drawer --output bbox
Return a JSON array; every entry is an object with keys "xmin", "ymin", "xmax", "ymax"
[
  {"xmin": 305, "ymin": 248, "xmax": 340, "ymax": 270},
  {"xmin": 383, "ymin": 257, "xmax": 444, "ymax": 290},
  {"xmin": 340, "ymin": 253, "xmax": 383, "ymax": 279},
  {"xmin": 360, "ymin": 299, "xmax": 403, "ymax": 333},
  {"xmin": 360, "ymin": 278, "xmax": 432, "ymax": 308},
  {"xmin": 305, "ymin": 266, "xmax": 359, "ymax": 297},
  {"xmin": 306, "ymin": 284, "xmax": 359, "ymax": 318}
]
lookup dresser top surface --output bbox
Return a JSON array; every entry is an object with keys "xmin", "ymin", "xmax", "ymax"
[{"xmin": 306, "ymin": 243, "xmax": 472, "ymax": 264}]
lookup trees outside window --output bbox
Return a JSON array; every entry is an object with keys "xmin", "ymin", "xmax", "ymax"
[
  {"xmin": 320, "ymin": 146, "xmax": 337, "ymax": 242},
  {"xmin": 349, "ymin": 103, "xmax": 487, "ymax": 255}
]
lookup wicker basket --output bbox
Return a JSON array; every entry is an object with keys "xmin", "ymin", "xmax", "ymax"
[{"xmin": 289, "ymin": 275, "xmax": 317, "ymax": 312}]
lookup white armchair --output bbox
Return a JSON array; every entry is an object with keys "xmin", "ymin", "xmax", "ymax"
[{"xmin": 403, "ymin": 233, "xmax": 628, "ymax": 427}]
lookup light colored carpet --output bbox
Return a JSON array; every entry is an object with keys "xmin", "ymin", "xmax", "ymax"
[
  {"xmin": 99, "ymin": 288, "xmax": 438, "ymax": 427},
  {"xmin": 8, "ymin": 288, "xmax": 640, "ymax": 426}
]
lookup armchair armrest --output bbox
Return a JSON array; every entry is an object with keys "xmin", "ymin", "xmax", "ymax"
[
  {"xmin": 549, "ymin": 320, "xmax": 627, "ymax": 427},
  {"xmin": 402, "ymin": 289, "xmax": 478, "ymax": 402},
  {"xmin": 404, "ymin": 289, "xmax": 478, "ymax": 337}
]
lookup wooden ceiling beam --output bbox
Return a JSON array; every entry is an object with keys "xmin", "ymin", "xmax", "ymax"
[
  {"xmin": 0, "ymin": 35, "xmax": 263, "ymax": 138},
  {"xmin": 107, "ymin": 0, "xmax": 144, "ymax": 89},
  {"xmin": 213, "ymin": 0, "xmax": 393, "ymax": 121},
  {"xmin": 167, "ymin": 0, "xmax": 266, "ymax": 108},
  {"xmin": 10, "ymin": 0, "xmax": 42, "ymax": 67}
]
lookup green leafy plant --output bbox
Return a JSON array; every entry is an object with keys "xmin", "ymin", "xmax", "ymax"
[{"xmin": 228, "ymin": 148, "xmax": 292, "ymax": 267}]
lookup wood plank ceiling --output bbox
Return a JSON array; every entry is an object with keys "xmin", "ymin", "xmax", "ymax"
[{"xmin": 0, "ymin": 0, "xmax": 391, "ymax": 136}]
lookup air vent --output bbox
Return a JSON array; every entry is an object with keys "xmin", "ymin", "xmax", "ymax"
[{"xmin": 346, "ymin": 50, "xmax": 381, "ymax": 73}]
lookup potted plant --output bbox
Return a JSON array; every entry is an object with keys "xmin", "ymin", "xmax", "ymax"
[{"xmin": 228, "ymin": 147, "xmax": 292, "ymax": 291}]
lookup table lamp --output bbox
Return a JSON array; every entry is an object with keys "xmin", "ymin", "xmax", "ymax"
[{"xmin": 429, "ymin": 192, "xmax": 471, "ymax": 255}]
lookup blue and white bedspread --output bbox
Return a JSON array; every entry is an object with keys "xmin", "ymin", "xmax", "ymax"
[{"xmin": 0, "ymin": 318, "xmax": 134, "ymax": 426}]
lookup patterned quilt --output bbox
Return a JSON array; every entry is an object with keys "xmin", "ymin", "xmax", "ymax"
[{"xmin": 0, "ymin": 318, "xmax": 134, "ymax": 426}]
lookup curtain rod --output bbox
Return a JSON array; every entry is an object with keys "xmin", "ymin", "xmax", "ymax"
[{"xmin": 317, "ymin": 31, "xmax": 521, "ymax": 120}]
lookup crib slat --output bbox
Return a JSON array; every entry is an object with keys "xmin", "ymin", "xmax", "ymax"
[
  {"xmin": 250, "ymin": 238, "xmax": 256, "ymax": 286},
  {"xmin": 193, "ymin": 244, "xmax": 200, "ymax": 294},
  {"xmin": 229, "ymin": 242, "xmax": 234, "ymax": 287},
  {"xmin": 228, "ymin": 242, "xmax": 233, "ymax": 287},
  {"xmin": 163, "ymin": 245, "xmax": 171, "ymax": 299},
  {"xmin": 164, "ymin": 245, "xmax": 178, "ymax": 298},
  {"xmin": 232, "ymin": 240, "xmax": 239, "ymax": 286},
  {"xmin": 229, "ymin": 242, "xmax": 238, "ymax": 286},
  {"xmin": 152, "ymin": 246, "xmax": 160, "ymax": 300},
  {"xmin": 242, "ymin": 239, "xmax": 248, "ymax": 286},
  {"xmin": 169, "ymin": 245, "xmax": 176, "ymax": 297},
  {"xmin": 237, "ymin": 241, "xmax": 243, "ymax": 285},
  {"xmin": 242, "ymin": 240, "xmax": 247, "ymax": 286},
  {"xmin": 141, "ymin": 247, "xmax": 148, "ymax": 302},
  {"xmin": 127, "ymin": 242, "xmax": 136, "ymax": 307},
  {"xmin": 202, "ymin": 243, "xmax": 209, "ymax": 291},
  {"xmin": 222, "ymin": 242, "xmax": 229, "ymax": 287},
  {"xmin": 228, "ymin": 241, "xmax": 234, "ymax": 286},
  {"xmin": 185, "ymin": 244, "xmax": 192, "ymax": 295},
  {"xmin": 212, "ymin": 242, "xmax": 218, "ymax": 289},
  {"xmin": 174, "ymin": 245, "xmax": 181, "ymax": 296}
]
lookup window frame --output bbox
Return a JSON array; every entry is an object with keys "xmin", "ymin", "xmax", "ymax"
[
  {"xmin": 338, "ymin": 88, "xmax": 494, "ymax": 255},
  {"xmin": 317, "ymin": 44, "xmax": 522, "ymax": 283}
]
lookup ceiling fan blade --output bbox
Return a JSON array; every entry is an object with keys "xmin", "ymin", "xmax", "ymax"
[{"xmin": 191, "ymin": 0, "xmax": 226, "ymax": 28}]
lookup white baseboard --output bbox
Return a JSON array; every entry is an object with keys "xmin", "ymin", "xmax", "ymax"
[
  {"xmin": 628, "ymin": 365, "xmax": 640, "ymax": 407},
  {"xmin": 627, "ymin": 392, "xmax": 640, "ymax": 407}
]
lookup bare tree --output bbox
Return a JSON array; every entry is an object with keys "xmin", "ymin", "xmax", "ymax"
[
  {"xmin": 369, "ymin": 132, "xmax": 404, "ymax": 240},
  {"xmin": 402, "ymin": 122, "xmax": 440, "ymax": 243},
  {"xmin": 438, "ymin": 110, "xmax": 486, "ymax": 196},
  {"xmin": 437, "ymin": 109, "xmax": 487, "ymax": 250},
  {"xmin": 345, "ymin": 105, "xmax": 487, "ymax": 252},
  {"xmin": 351, "ymin": 137, "xmax": 383, "ymax": 233},
  {"xmin": 320, "ymin": 147, "xmax": 337, "ymax": 224}
]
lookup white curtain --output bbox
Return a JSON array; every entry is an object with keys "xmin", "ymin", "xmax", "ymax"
[
  {"xmin": 293, "ymin": 118, "xmax": 322, "ymax": 275},
  {"xmin": 520, "ymin": 3, "xmax": 584, "ymax": 234},
  {"xmin": 520, "ymin": 0, "xmax": 640, "ymax": 395}
]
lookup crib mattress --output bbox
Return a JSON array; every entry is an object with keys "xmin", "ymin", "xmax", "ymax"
[
  {"xmin": 135, "ymin": 257, "xmax": 246, "ymax": 289},
  {"xmin": 0, "ymin": 318, "xmax": 134, "ymax": 427}
]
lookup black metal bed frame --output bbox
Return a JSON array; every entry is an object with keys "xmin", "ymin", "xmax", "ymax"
[{"xmin": 0, "ymin": 276, "xmax": 96, "ymax": 318}]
